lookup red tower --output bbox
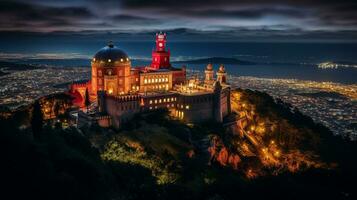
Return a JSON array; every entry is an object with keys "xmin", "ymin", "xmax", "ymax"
[{"xmin": 151, "ymin": 32, "xmax": 171, "ymax": 69}]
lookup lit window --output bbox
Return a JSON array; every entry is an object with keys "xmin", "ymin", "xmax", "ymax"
[
  {"xmin": 155, "ymin": 106, "xmax": 157, "ymax": 109},
  {"xmin": 144, "ymin": 79, "xmax": 147, "ymax": 84},
  {"xmin": 108, "ymin": 59, "xmax": 111, "ymax": 62},
  {"xmin": 165, "ymin": 78, "xmax": 168, "ymax": 82},
  {"xmin": 149, "ymin": 100, "xmax": 152, "ymax": 104},
  {"xmin": 181, "ymin": 105, "xmax": 183, "ymax": 109},
  {"xmin": 149, "ymin": 107, "xmax": 152, "ymax": 110},
  {"xmin": 136, "ymin": 78, "xmax": 139, "ymax": 82},
  {"xmin": 163, "ymin": 99, "xmax": 166, "ymax": 102},
  {"xmin": 148, "ymin": 79, "xmax": 151, "ymax": 83},
  {"xmin": 155, "ymin": 78, "xmax": 158, "ymax": 82},
  {"xmin": 171, "ymin": 98, "xmax": 174, "ymax": 101},
  {"xmin": 186, "ymin": 105, "xmax": 190, "ymax": 110},
  {"xmin": 120, "ymin": 58, "xmax": 123, "ymax": 62},
  {"xmin": 167, "ymin": 98, "xmax": 170, "ymax": 102},
  {"xmin": 159, "ymin": 99, "xmax": 162, "ymax": 103},
  {"xmin": 154, "ymin": 100, "xmax": 157, "ymax": 104},
  {"xmin": 126, "ymin": 58, "xmax": 129, "ymax": 61}
]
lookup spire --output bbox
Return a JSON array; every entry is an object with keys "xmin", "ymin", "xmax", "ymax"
[{"xmin": 108, "ymin": 41, "xmax": 114, "ymax": 48}]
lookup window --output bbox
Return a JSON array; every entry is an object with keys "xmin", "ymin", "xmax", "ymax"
[
  {"xmin": 186, "ymin": 105, "xmax": 190, "ymax": 110},
  {"xmin": 159, "ymin": 99, "xmax": 162, "ymax": 103},
  {"xmin": 154, "ymin": 100, "xmax": 157, "ymax": 104},
  {"xmin": 144, "ymin": 79, "xmax": 147, "ymax": 84},
  {"xmin": 119, "ymin": 70, "xmax": 123, "ymax": 76}
]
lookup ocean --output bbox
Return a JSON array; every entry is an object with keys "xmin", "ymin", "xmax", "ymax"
[{"xmin": 1, "ymin": 41, "xmax": 357, "ymax": 84}]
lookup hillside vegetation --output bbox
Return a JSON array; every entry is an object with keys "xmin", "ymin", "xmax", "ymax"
[{"xmin": 0, "ymin": 89, "xmax": 356, "ymax": 200}]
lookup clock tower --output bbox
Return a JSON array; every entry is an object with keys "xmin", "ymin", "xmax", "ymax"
[{"xmin": 151, "ymin": 32, "xmax": 171, "ymax": 69}]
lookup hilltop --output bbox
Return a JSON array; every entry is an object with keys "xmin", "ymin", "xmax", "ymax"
[{"xmin": 0, "ymin": 89, "xmax": 356, "ymax": 200}]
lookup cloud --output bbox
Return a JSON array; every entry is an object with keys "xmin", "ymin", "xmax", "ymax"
[
  {"xmin": 0, "ymin": 1, "xmax": 97, "ymax": 31},
  {"xmin": 0, "ymin": 0, "xmax": 357, "ymax": 41}
]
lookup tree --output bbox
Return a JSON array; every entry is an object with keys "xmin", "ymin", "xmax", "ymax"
[
  {"xmin": 31, "ymin": 100, "xmax": 43, "ymax": 139},
  {"xmin": 85, "ymin": 88, "xmax": 91, "ymax": 113},
  {"xmin": 54, "ymin": 102, "xmax": 60, "ymax": 117}
]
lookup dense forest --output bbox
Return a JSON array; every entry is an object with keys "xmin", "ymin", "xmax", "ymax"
[{"xmin": 0, "ymin": 89, "xmax": 356, "ymax": 200}]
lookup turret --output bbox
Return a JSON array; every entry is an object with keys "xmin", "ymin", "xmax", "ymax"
[
  {"xmin": 155, "ymin": 32, "xmax": 167, "ymax": 52},
  {"xmin": 204, "ymin": 63, "xmax": 215, "ymax": 86},
  {"xmin": 216, "ymin": 64, "xmax": 227, "ymax": 84},
  {"xmin": 213, "ymin": 81, "xmax": 223, "ymax": 122},
  {"xmin": 151, "ymin": 32, "xmax": 171, "ymax": 69}
]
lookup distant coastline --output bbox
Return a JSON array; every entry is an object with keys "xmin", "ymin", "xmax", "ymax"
[{"xmin": 173, "ymin": 56, "xmax": 256, "ymax": 65}]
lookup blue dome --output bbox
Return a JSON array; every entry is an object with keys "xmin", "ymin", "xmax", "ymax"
[{"xmin": 93, "ymin": 42, "xmax": 129, "ymax": 63}]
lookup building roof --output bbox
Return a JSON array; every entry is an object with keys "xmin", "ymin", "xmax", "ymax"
[{"xmin": 92, "ymin": 42, "xmax": 130, "ymax": 64}]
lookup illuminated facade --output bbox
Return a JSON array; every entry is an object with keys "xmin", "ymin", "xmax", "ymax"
[{"xmin": 70, "ymin": 32, "xmax": 231, "ymax": 128}]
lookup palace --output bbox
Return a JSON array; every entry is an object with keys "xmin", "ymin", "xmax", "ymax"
[{"xmin": 69, "ymin": 32, "xmax": 231, "ymax": 128}]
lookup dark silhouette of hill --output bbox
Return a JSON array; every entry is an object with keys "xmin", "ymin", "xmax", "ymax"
[{"xmin": 0, "ymin": 90, "xmax": 356, "ymax": 200}]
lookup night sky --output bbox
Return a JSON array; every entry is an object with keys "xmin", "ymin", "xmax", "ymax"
[{"xmin": 0, "ymin": 0, "xmax": 357, "ymax": 42}]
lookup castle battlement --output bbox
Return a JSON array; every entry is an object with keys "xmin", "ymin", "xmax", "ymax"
[{"xmin": 105, "ymin": 94, "xmax": 141, "ymax": 102}]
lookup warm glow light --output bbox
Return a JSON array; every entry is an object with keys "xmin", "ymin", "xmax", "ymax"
[
  {"xmin": 108, "ymin": 88, "xmax": 113, "ymax": 94},
  {"xmin": 108, "ymin": 59, "xmax": 111, "ymax": 62}
]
